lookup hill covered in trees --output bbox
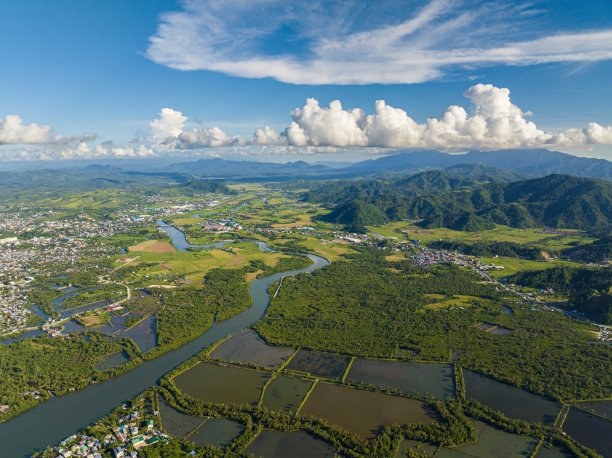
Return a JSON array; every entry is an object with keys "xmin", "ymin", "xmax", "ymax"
[
  {"xmin": 320, "ymin": 174, "xmax": 612, "ymax": 233},
  {"xmin": 561, "ymin": 236, "xmax": 612, "ymax": 263},
  {"xmin": 509, "ymin": 266, "xmax": 612, "ymax": 324},
  {"xmin": 168, "ymin": 179, "xmax": 236, "ymax": 195}
]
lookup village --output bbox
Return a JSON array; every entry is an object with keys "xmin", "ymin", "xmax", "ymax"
[{"xmin": 53, "ymin": 407, "xmax": 168, "ymax": 458}]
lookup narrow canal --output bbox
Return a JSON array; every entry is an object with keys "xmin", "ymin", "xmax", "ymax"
[{"xmin": 0, "ymin": 222, "xmax": 329, "ymax": 457}]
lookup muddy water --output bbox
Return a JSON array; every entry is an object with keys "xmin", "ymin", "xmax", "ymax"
[
  {"xmin": 95, "ymin": 352, "xmax": 130, "ymax": 371},
  {"xmin": 562, "ymin": 407, "xmax": 612, "ymax": 456},
  {"xmin": 158, "ymin": 395, "xmax": 202, "ymax": 439},
  {"xmin": 463, "ymin": 370, "xmax": 560, "ymax": 425},
  {"xmin": 174, "ymin": 362, "xmax": 270, "ymax": 406},
  {"xmin": 246, "ymin": 430, "xmax": 336, "ymax": 458},
  {"xmin": 574, "ymin": 399, "xmax": 612, "ymax": 420},
  {"xmin": 347, "ymin": 359, "xmax": 454, "ymax": 399},
  {"xmin": 285, "ymin": 350, "xmax": 351, "ymax": 379},
  {"xmin": 121, "ymin": 316, "xmax": 157, "ymax": 352},
  {"xmin": 436, "ymin": 420, "xmax": 538, "ymax": 457},
  {"xmin": 299, "ymin": 382, "xmax": 436, "ymax": 439},
  {"xmin": 187, "ymin": 418, "xmax": 244, "ymax": 449},
  {"xmin": 209, "ymin": 329, "xmax": 294, "ymax": 369},
  {"xmin": 261, "ymin": 375, "xmax": 313, "ymax": 414}
]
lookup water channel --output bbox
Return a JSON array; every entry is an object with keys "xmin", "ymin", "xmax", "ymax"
[{"xmin": 0, "ymin": 222, "xmax": 329, "ymax": 457}]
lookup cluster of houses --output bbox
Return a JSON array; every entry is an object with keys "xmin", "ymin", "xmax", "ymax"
[
  {"xmin": 52, "ymin": 411, "xmax": 167, "ymax": 457},
  {"xmin": 0, "ymin": 209, "xmax": 143, "ymax": 338},
  {"xmin": 200, "ymin": 219, "xmax": 242, "ymax": 232}
]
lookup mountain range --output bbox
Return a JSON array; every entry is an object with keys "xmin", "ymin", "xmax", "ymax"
[{"xmin": 320, "ymin": 174, "xmax": 612, "ymax": 234}]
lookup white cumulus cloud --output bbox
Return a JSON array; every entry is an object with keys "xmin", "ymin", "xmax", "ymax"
[
  {"xmin": 0, "ymin": 114, "xmax": 93, "ymax": 145},
  {"xmin": 147, "ymin": 84, "xmax": 612, "ymax": 152},
  {"xmin": 277, "ymin": 84, "xmax": 612, "ymax": 149},
  {"xmin": 150, "ymin": 108, "xmax": 187, "ymax": 139}
]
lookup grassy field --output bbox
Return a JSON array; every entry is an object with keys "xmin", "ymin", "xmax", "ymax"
[
  {"xmin": 127, "ymin": 240, "xmax": 295, "ymax": 285},
  {"xmin": 366, "ymin": 222, "xmax": 593, "ymax": 250},
  {"xmin": 479, "ymin": 257, "xmax": 583, "ymax": 278},
  {"xmin": 129, "ymin": 240, "xmax": 176, "ymax": 253}
]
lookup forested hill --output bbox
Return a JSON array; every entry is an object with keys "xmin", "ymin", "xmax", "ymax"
[
  {"xmin": 322, "ymin": 174, "xmax": 612, "ymax": 233},
  {"xmin": 561, "ymin": 236, "xmax": 612, "ymax": 263},
  {"xmin": 305, "ymin": 165, "xmax": 523, "ymax": 205},
  {"xmin": 168, "ymin": 179, "xmax": 237, "ymax": 195}
]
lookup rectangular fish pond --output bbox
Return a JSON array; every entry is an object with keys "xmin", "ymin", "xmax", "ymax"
[
  {"xmin": 562, "ymin": 407, "xmax": 612, "ymax": 456},
  {"xmin": 573, "ymin": 399, "xmax": 612, "ymax": 420},
  {"xmin": 186, "ymin": 418, "xmax": 244, "ymax": 449},
  {"xmin": 436, "ymin": 420, "xmax": 539, "ymax": 457},
  {"xmin": 299, "ymin": 382, "xmax": 437, "ymax": 439},
  {"xmin": 463, "ymin": 370, "xmax": 561, "ymax": 425},
  {"xmin": 246, "ymin": 430, "xmax": 336, "ymax": 458},
  {"xmin": 173, "ymin": 362, "xmax": 270, "ymax": 406},
  {"xmin": 261, "ymin": 375, "xmax": 314, "ymax": 414},
  {"xmin": 209, "ymin": 329, "xmax": 295, "ymax": 369},
  {"xmin": 285, "ymin": 349, "xmax": 351, "ymax": 380},
  {"xmin": 347, "ymin": 359, "xmax": 455, "ymax": 399},
  {"xmin": 158, "ymin": 395, "xmax": 203, "ymax": 439}
]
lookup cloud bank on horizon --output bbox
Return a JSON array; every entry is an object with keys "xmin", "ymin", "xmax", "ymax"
[
  {"xmin": 2, "ymin": 83, "xmax": 612, "ymax": 160},
  {"xmin": 145, "ymin": 0, "xmax": 612, "ymax": 85}
]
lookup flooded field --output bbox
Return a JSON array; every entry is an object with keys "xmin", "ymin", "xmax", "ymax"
[
  {"xmin": 562, "ymin": 407, "xmax": 612, "ymax": 456},
  {"xmin": 437, "ymin": 421, "xmax": 538, "ymax": 457},
  {"xmin": 574, "ymin": 399, "xmax": 612, "ymax": 420},
  {"xmin": 347, "ymin": 359, "xmax": 454, "ymax": 399},
  {"xmin": 95, "ymin": 352, "xmax": 129, "ymax": 371},
  {"xmin": 174, "ymin": 362, "xmax": 270, "ymax": 406},
  {"xmin": 246, "ymin": 430, "xmax": 336, "ymax": 458},
  {"xmin": 285, "ymin": 350, "xmax": 351, "ymax": 379},
  {"xmin": 463, "ymin": 370, "xmax": 560, "ymax": 424},
  {"xmin": 299, "ymin": 383, "xmax": 437, "ymax": 439},
  {"xmin": 209, "ymin": 329, "xmax": 294, "ymax": 369},
  {"xmin": 261, "ymin": 375, "xmax": 313, "ymax": 414},
  {"xmin": 187, "ymin": 418, "xmax": 244, "ymax": 449},
  {"xmin": 158, "ymin": 396, "xmax": 202, "ymax": 439},
  {"xmin": 396, "ymin": 439, "xmax": 438, "ymax": 457}
]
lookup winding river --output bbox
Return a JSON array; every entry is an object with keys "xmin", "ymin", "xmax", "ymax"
[{"xmin": 0, "ymin": 222, "xmax": 329, "ymax": 457}]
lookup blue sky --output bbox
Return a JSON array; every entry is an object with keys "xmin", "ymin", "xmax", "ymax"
[{"xmin": 1, "ymin": 0, "xmax": 612, "ymax": 162}]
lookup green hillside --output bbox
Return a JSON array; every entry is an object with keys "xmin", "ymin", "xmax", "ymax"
[{"xmin": 321, "ymin": 174, "xmax": 612, "ymax": 233}]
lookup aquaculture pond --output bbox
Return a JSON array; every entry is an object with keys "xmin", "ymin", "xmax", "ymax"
[
  {"xmin": 347, "ymin": 359, "xmax": 454, "ymax": 399},
  {"xmin": 299, "ymin": 383, "xmax": 436, "ymax": 439},
  {"xmin": 95, "ymin": 352, "xmax": 129, "ymax": 371},
  {"xmin": 436, "ymin": 420, "xmax": 538, "ymax": 457},
  {"xmin": 120, "ymin": 316, "xmax": 157, "ymax": 352},
  {"xmin": 562, "ymin": 407, "xmax": 612, "ymax": 456},
  {"xmin": 463, "ymin": 370, "xmax": 561, "ymax": 425},
  {"xmin": 187, "ymin": 418, "xmax": 244, "ymax": 449},
  {"xmin": 245, "ymin": 430, "xmax": 336, "ymax": 458},
  {"xmin": 285, "ymin": 350, "xmax": 351, "ymax": 380},
  {"xmin": 158, "ymin": 395, "xmax": 203, "ymax": 439},
  {"xmin": 209, "ymin": 329, "xmax": 294, "ymax": 369},
  {"xmin": 0, "ymin": 329, "xmax": 46, "ymax": 344},
  {"xmin": 261, "ymin": 375, "xmax": 313, "ymax": 414},
  {"xmin": 574, "ymin": 399, "xmax": 612, "ymax": 420},
  {"xmin": 174, "ymin": 362, "xmax": 270, "ymax": 406},
  {"xmin": 396, "ymin": 439, "xmax": 438, "ymax": 457},
  {"xmin": 536, "ymin": 445, "xmax": 573, "ymax": 457}
]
